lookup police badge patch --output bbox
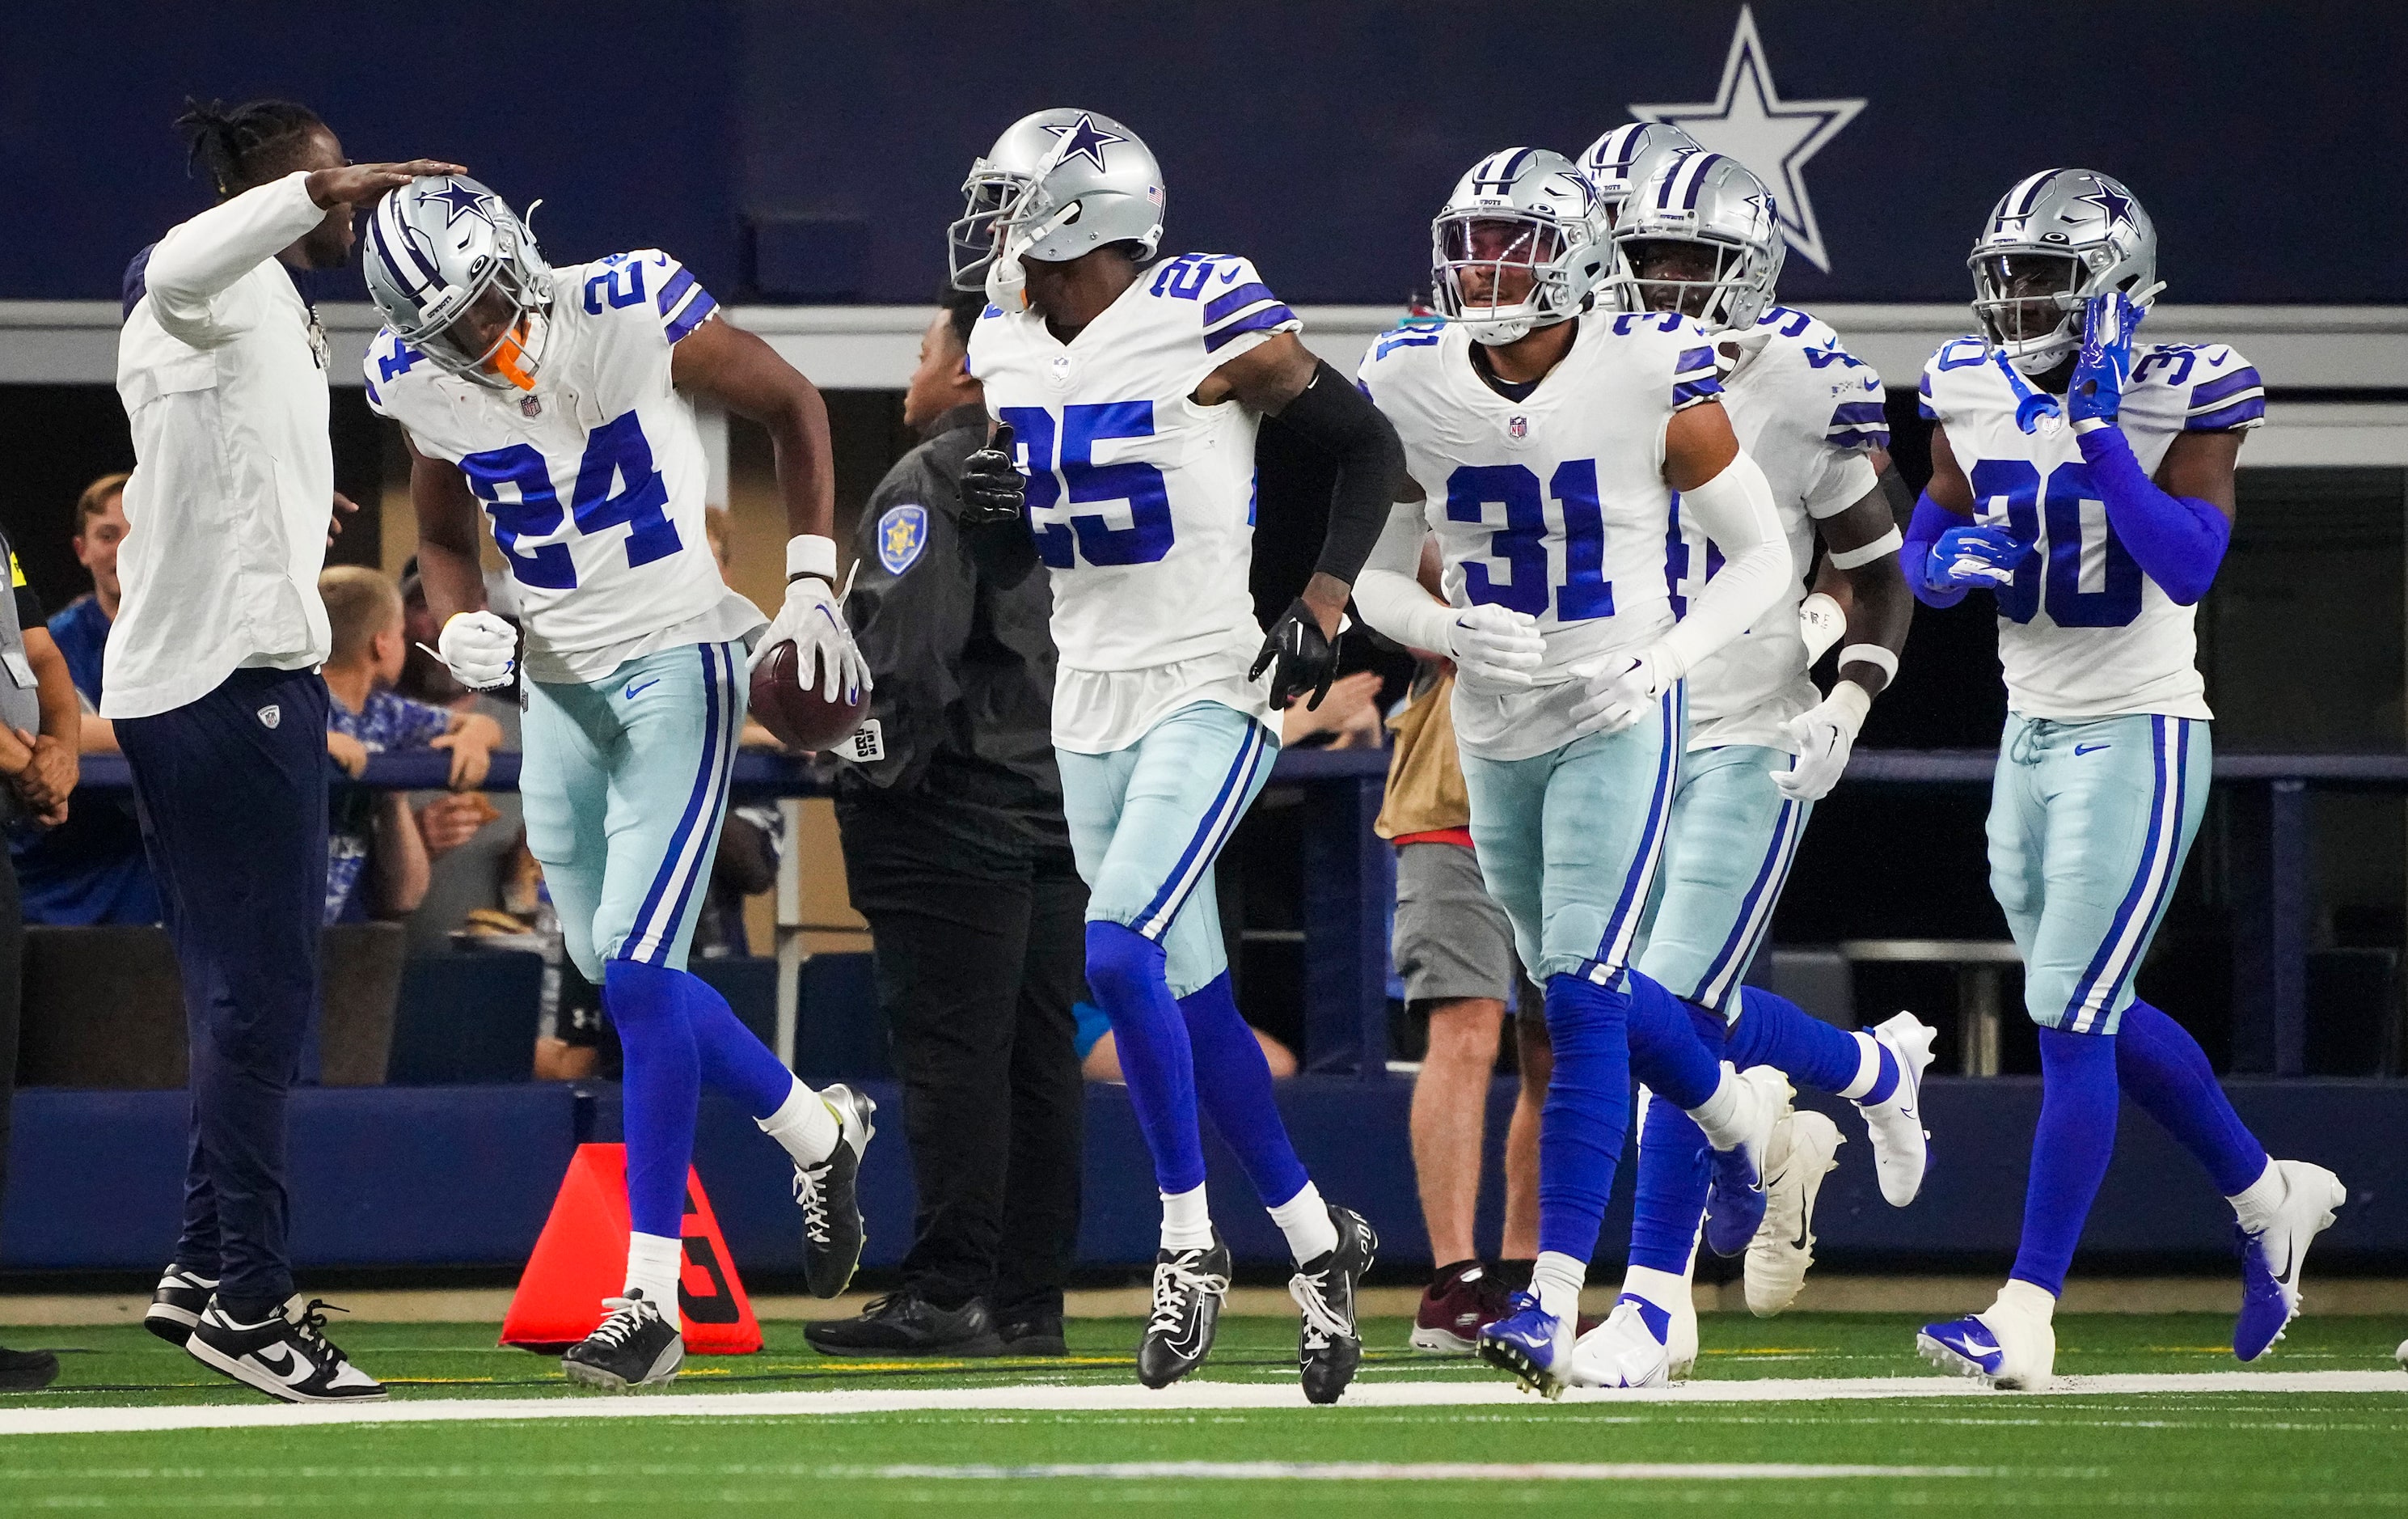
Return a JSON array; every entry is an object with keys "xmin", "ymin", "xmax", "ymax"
[{"xmin": 877, "ymin": 504, "xmax": 929, "ymax": 575}]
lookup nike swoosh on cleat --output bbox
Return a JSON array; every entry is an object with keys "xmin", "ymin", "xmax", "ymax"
[{"xmin": 623, "ymin": 678, "xmax": 661, "ymax": 700}]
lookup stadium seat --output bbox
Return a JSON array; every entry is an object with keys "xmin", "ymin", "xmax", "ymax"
[{"xmin": 387, "ymin": 950, "xmax": 545, "ymax": 1085}]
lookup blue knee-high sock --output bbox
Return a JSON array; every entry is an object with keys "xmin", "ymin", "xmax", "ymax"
[
  {"xmin": 1085, "ymin": 921, "xmax": 1206, "ymax": 1196},
  {"xmin": 2117, "ymin": 1000, "xmax": 2269, "ymax": 1195},
  {"xmin": 1536, "ymin": 972, "xmax": 1631, "ymax": 1263},
  {"xmin": 1726, "ymin": 987, "xmax": 1890, "ymax": 1098},
  {"xmin": 603, "ymin": 959, "xmax": 703, "ymax": 1240},
  {"xmin": 1622, "ymin": 969, "xmax": 1725, "ymax": 1109},
  {"xmin": 1628, "ymin": 1011, "xmax": 1722, "ymax": 1276},
  {"xmin": 1178, "ymin": 971, "xmax": 1309, "ymax": 1208},
  {"xmin": 619, "ymin": 961, "xmax": 796, "ymax": 1119},
  {"xmin": 2010, "ymin": 1028, "xmax": 2120, "ymax": 1295}
]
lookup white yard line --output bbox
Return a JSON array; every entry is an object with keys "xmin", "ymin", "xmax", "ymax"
[{"xmin": 0, "ymin": 1370, "xmax": 2398, "ymax": 1437}]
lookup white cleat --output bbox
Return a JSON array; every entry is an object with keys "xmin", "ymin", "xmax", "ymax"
[
  {"xmin": 1665, "ymin": 1254, "xmax": 1700, "ymax": 1381},
  {"xmin": 1567, "ymin": 1298, "xmax": 1674, "ymax": 1390},
  {"xmin": 1703, "ymin": 1065, "xmax": 1794, "ymax": 1257},
  {"xmin": 1917, "ymin": 1286, "xmax": 2055, "ymax": 1390},
  {"xmin": 1860, "ymin": 1011, "xmax": 1937, "ymax": 1207},
  {"xmin": 2234, "ymin": 1159, "xmax": 2347, "ymax": 1361},
  {"xmin": 1745, "ymin": 1109, "xmax": 1843, "ymax": 1318}
]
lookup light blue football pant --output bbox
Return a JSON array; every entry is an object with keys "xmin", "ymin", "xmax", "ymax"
[
  {"xmin": 522, "ymin": 640, "xmax": 747, "ymax": 980},
  {"xmin": 1634, "ymin": 743, "xmax": 1812, "ymax": 1018},
  {"xmin": 1458, "ymin": 687, "xmax": 1683, "ymax": 984},
  {"xmin": 1988, "ymin": 712, "xmax": 2211, "ymax": 1035},
  {"xmin": 1056, "ymin": 700, "xmax": 1278, "ymax": 998}
]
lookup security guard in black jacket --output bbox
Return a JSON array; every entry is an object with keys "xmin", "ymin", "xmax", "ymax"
[{"xmin": 807, "ymin": 294, "xmax": 1086, "ymax": 1359}]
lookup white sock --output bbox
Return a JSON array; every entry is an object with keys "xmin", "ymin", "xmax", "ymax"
[
  {"xmin": 1685, "ymin": 1063, "xmax": 1745, "ymax": 1148},
  {"xmin": 2228, "ymin": 1157, "xmax": 2283, "ymax": 1234},
  {"xmin": 625, "ymin": 1231, "xmax": 684, "ymax": 1329},
  {"xmin": 1268, "ymin": 1181, "xmax": 1340, "ymax": 1264},
  {"xmin": 1533, "ymin": 1251, "xmax": 1586, "ymax": 1322},
  {"xmin": 1160, "ymin": 1184, "xmax": 1215, "ymax": 1252},
  {"xmin": 1995, "ymin": 1277, "xmax": 2057, "ymax": 1325},
  {"xmin": 1838, "ymin": 1031, "xmax": 1884, "ymax": 1101},
  {"xmin": 757, "ymin": 1079, "xmax": 841, "ymax": 1167},
  {"xmin": 1620, "ymin": 1263, "xmax": 1688, "ymax": 1317}
]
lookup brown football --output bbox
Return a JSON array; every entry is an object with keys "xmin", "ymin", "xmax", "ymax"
[{"xmin": 748, "ymin": 639, "xmax": 868, "ymax": 751}]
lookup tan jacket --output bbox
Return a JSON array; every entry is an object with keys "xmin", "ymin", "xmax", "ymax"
[{"xmin": 1375, "ymin": 664, "xmax": 1472, "ymax": 840}]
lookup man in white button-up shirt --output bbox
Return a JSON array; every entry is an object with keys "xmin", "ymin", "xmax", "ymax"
[{"xmin": 111, "ymin": 96, "xmax": 458, "ymax": 1405}]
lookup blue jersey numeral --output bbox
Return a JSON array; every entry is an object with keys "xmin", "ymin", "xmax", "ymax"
[
  {"xmin": 1443, "ymin": 459, "xmax": 1616, "ymax": 622},
  {"xmin": 583, "ymin": 258, "xmax": 646, "ymax": 314},
  {"xmin": 1968, "ymin": 458, "xmax": 2140, "ymax": 627},
  {"xmin": 460, "ymin": 410, "xmax": 683, "ymax": 590},
  {"xmin": 997, "ymin": 401, "xmax": 1175, "ymax": 569}
]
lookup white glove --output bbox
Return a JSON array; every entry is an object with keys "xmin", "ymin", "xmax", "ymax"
[
  {"xmin": 1445, "ymin": 603, "xmax": 1545, "ymax": 692},
  {"xmin": 1769, "ymin": 682, "xmax": 1872, "ymax": 802},
  {"xmin": 1569, "ymin": 648, "xmax": 1671, "ymax": 738},
  {"xmin": 436, "ymin": 611, "xmax": 518, "ymax": 691},
  {"xmin": 748, "ymin": 573, "xmax": 872, "ymax": 701},
  {"xmin": 1798, "ymin": 591, "xmax": 1845, "ymax": 665}
]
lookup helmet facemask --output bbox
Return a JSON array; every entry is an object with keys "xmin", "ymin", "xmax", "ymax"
[
  {"xmin": 947, "ymin": 165, "xmax": 1026, "ymax": 294},
  {"xmin": 417, "ymin": 263, "xmax": 553, "ymax": 391},
  {"xmin": 1430, "ymin": 211, "xmax": 1595, "ymax": 345},
  {"xmin": 1616, "ymin": 235, "xmax": 1768, "ymax": 333},
  {"xmin": 1970, "ymin": 251, "xmax": 2087, "ymax": 374}
]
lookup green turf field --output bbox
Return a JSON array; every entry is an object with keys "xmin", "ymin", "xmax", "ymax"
[{"xmin": 0, "ymin": 1314, "xmax": 2400, "ymax": 1514}]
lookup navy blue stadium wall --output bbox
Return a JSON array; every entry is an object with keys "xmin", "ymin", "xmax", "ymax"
[
  {"xmin": 11, "ymin": 2, "xmax": 2404, "ymax": 305},
  {"xmin": 6, "ymin": 1078, "xmax": 2399, "ymax": 1277}
]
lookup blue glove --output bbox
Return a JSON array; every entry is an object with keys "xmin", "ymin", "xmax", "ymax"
[
  {"xmin": 1925, "ymin": 524, "xmax": 2034, "ymax": 591},
  {"xmin": 2068, "ymin": 290, "xmax": 2142, "ymax": 431}
]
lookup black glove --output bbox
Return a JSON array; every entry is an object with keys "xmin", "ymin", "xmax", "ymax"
[
  {"xmin": 959, "ymin": 421, "xmax": 1026, "ymax": 527},
  {"xmin": 1250, "ymin": 596, "xmax": 1340, "ymax": 710}
]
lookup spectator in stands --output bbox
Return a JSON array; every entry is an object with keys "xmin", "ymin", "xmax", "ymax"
[
  {"xmin": 808, "ymin": 292, "xmax": 1084, "ymax": 1360},
  {"xmin": 317, "ymin": 567, "xmax": 501, "ymax": 924},
  {"xmin": 11, "ymin": 473, "xmax": 163, "ymax": 925},
  {"xmin": 1280, "ymin": 669, "xmax": 1387, "ymax": 751},
  {"xmin": 1075, "ymin": 998, "xmax": 1296, "ymax": 1081}
]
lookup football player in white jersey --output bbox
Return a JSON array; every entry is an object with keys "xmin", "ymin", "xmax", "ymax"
[
  {"xmin": 361, "ymin": 176, "xmax": 878, "ymax": 1391},
  {"xmin": 1560, "ymin": 149, "xmax": 1933, "ymax": 1389},
  {"xmin": 949, "ymin": 110, "xmax": 1405, "ymax": 1402},
  {"xmin": 1350, "ymin": 147, "xmax": 1794, "ymax": 1397},
  {"xmin": 1907, "ymin": 170, "xmax": 2343, "ymax": 1388}
]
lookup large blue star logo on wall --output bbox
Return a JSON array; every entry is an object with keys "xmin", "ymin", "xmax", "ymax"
[
  {"xmin": 1041, "ymin": 112, "xmax": 1127, "ymax": 172},
  {"xmin": 1629, "ymin": 6, "xmax": 1865, "ymax": 273},
  {"xmin": 426, "ymin": 179, "xmax": 496, "ymax": 230},
  {"xmin": 2079, "ymin": 184, "xmax": 2139, "ymax": 231}
]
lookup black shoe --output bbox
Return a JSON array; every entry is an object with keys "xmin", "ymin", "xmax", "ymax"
[
  {"xmin": 1138, "ymin": 1234, "xmax": 1231, "ymax": 1390},
  {"xmin": 995, "ymin": 1312, "xmax": 1068, "ymax": 1357},
  {"xmin": 805, "ymin": 1292, "xmax": 1004, "ymax": 1357},
  {"xmin": 0, "ymin": 1347, "xmax": 59, "ymax": 1391},
  {"xmin": 1291, "ymin": 1204, "xmax": 1379, "ymax": 1405},
  {"xmin": 794, "ymin": 1085, "xmax": 876, "ymax": 1298},
  {"xmin": 186, "ymin": 1297, "xmax": 385, "ymax": 1403},
  {"xmin": 561, "ymin": 1291, "xmax": 684, "ymax": 1391},
  {"xmin": 143, "ymin": 1265, "xmax": 217, "ymax": 1347}
]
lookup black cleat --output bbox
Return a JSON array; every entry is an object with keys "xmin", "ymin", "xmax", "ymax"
[
  {"xmin": 1137, "ymin": 1233, "xmax": 1231, "ymax": 1389},
  {"xmin": 143, "ymin": 1265, "xmax": 218, "ymax": 1347},
  {"xmin": 804, "ymin": 1292, "xmax": 1004, "ymax": 1358},
  {"xmin": 794, "ymin": 1085, "xmax": 877, "ymax": 1298},
  {"xmin": 1291, "ymin": 1204, "xmax": 1379, "ymax": 1404},
  {"xmin": 995, "ymin": 1310, "xmax": 1068, "ymax": 1358},
  {"xmin": 561, "ymin": 1292, "xmax": 683, "ymax": 1392},
  {"xmin": 185, "ymin": 1297, "xmax": 385, "ymax": 1403}
]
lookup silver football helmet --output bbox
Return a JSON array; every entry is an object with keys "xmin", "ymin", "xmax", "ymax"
[
  {"xmin": 1969, "ymin": 168, "xmax": 2161, "ymax": 373},
  {"xmin": 1612, "ymin": 150, "xmax": 1786, "ymax": 334},
  {"xmin": 1578, "ymin": 121, "xmax": 1703, "ymax": 231},
  {"xmin": 948, "ymin": 109, "xmax": 1165, "ymax": 311},
  {"xmin": 1429, "ymin": 148, "xmax": 1610, "ymax": 345},
  {"xmin": 363, "ymin": 176, "xmax": 555, "ymax": 391}
]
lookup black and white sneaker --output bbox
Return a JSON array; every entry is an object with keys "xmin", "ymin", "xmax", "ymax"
[
  {"xmin": 1138, "ymin": 1233, "xmax": 1231, "ymax": 1390},
  {"xmin": 794, "ymin": 1085, "xmax": 877, "ymax": 1298},
  {"xmin": 143, "ymin": 1265, "xmax": 218, "ymax": 1347},
  {"xmin": 1291, "ymin": 1204, "xmax": 1379, "ymax": 1405},
  {"xmin": 562, "ymin": 1291, "xmax": 684, "ymax": 1391},
  {"xmin": 185, "ymin": 1297, "xmax": 385, "ymax": 1403}
]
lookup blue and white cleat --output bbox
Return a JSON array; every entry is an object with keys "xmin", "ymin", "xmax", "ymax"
[
  {"xmin": 1704, "ymin": 1066, "xmax": 1791, "ymax": 1257},
  {"xmin": 1474, "ymin": 1291, "xmax": 1572, "ymax": 1399},
  {"xmin": 1918, "ymin": 1287, "xmax": 2055, "ymax": 1390},
  {"xmin": 1567, "ymin": 1297, "xmax": 1673, "ymax": 1390},
  {"xmin": 1859, "ymin": 1011, "xmax": 1938, "ymax": 1207},
  {"xmin": 2234, "ymin": 1159, "xmax": 2346, "ymax": 1361}
]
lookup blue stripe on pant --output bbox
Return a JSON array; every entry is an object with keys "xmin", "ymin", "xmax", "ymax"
[
  {"xmin": 118, "ymin": 666, "xmax": 332, "ymax": 1306},
  {"xmin": 1987, "ymin": 712, "xmax": 2209, "ymax": 1035},
  {"xmin": 1634, "ymin": 743, "xmax": 1810, "ymax": 1017}
]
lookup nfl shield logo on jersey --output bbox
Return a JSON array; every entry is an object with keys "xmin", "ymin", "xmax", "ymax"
[
  {"xmin": 1509, "ymin": 415, "xmax": 1528, "ymax": 439},
  {"xmin": 877, "ymin": 504, "xmax": 928, "ymax": 575}
]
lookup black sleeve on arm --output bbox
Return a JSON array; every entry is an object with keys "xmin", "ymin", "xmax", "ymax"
[{"xmin": 1274, "ymin": 360, "xmax": 1407, "ymax": 586}]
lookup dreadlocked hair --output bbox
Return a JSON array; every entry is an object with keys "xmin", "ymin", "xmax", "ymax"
[{"xmin": 175, "ymin": 97, "xmax": 324, "ymax": 199}]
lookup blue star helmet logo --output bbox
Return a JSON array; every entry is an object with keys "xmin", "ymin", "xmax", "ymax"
[
  {"xmin": 2077, "ymin": 183, "xmax": 2139, "ymax": 231},
  {"xmin": 1041, "ymin": 112, "xmax": 1127, "ymax": 173},
  {"xmin": 426, "ymin": 179, "xmax": 496, "ymax": 230}
]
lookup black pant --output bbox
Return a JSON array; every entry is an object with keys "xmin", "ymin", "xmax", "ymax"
[
  {"xmin": 836, "ymin": 790, "xmax": 1086, "ymax": 1320},
  {"xmin": 120, "ymin": 666, "xmax": 330, "ymax": 1308}
]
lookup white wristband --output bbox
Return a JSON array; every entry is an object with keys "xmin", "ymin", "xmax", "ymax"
[
  {"xmin": 786, "ymin": 534, "xmax": 837, "ymax": 582},
  {"xmin": 1836, "ymin": 642, "xmax": 1899, "ymax": 686},
  {"xmin": 1825, "ymin": 525, "xmax": 1903, "ymax": 570}
]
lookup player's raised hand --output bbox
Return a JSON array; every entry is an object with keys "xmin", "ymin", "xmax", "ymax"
[
  {"xmin": 2069, "ymin": 290, "xmax": 2143, "ymax": 432},
  {"xmin": 1570, "ymin": 649, "xmax": 1668, "ymax": 737},
  {"xmin": 959, "ymin": 422, "xmax": 1026, "ymax": 528},
  {"xmin": 306, "ymin": 160, "xmax": 467, "ymax": 209},
  {"xmin": 1446, "ymin": 603, "xmax": 1544, "ymax": 692},
  {"xmin": 1253, "ymin": 596, "xmax": 1341, "ymax": 709},
  {"xmin": 1924, "ymin": 524, "xmax": 2033, "ymax": 591}
]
